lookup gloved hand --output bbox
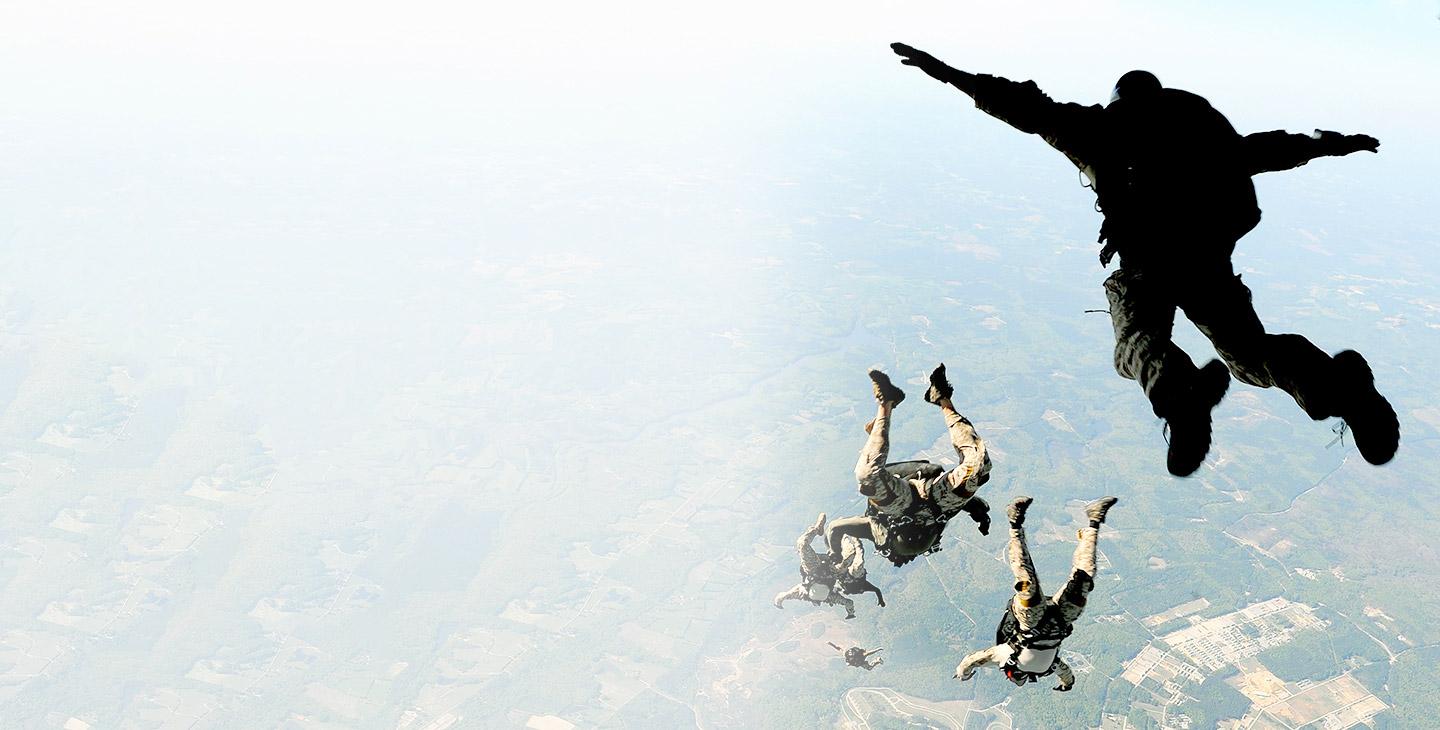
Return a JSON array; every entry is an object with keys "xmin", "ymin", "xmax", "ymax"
[
  {"xmin": 1053, "ymin": 683, "xmax": 1073, "ymax": 692},
  {"xmin": 1347, "ymin": 133, "xmax": 1380, "ymax": 153},
  {"xmin": 1313, "ymin": 129, "xmax": 1379, "ymax": 155},
  {"xmin": 954, "ymin": 659, "xmax": 977, "ymax": 681},
  {"xmin": 892, "ymin": 43, "xmax": 952, "ymax": 83},
  {"xmin": 962, "ymin": 496, "xmax": 991, "ymax": 536}
]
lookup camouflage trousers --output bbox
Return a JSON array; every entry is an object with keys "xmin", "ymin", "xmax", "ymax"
[
  {"xmin": 1104, "ymin": 265, "xmax": 1339, "ymax": 419},
  {"xmin": 796, "ymin": 518, "xmax": 832, "ymax": 579},
  {"xmin": 839, "ymin": 534, "xmax": 865, "ymax": 581},
  {"xmin": 853, "ymin": 406, "xmax": 991, "ymax": 519},
  {"xmin": 1008, "ymin": 522, "xmax": 1098, "ymax": 629}
]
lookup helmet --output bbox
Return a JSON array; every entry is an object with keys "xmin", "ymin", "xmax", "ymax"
[
  {"xmin": 1109, "ymin": 70, "xmax": 1161, "ymax": 105},
  {"xmin": 888, "ymin": 523, "xmax": 940, "ymax": 556},
  {"xmin": 806, "ymin": 583, "xmax": 832, "ymax": 602}
]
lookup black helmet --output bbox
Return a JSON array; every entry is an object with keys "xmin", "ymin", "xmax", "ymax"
[
  {"xmin": 888, "ymin": 523, "xmax": 939, "ymax": 556},
  {"xmin": 1109, "ymin": 70, "xmax": 1161, "ymax": 105}
]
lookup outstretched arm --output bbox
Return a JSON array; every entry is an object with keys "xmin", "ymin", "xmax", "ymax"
[
  {"xmin": 1053, "ymin": 658, "xmax": 1075, "ymax": 692},
  {"xmin": 891, "ymin": 43, "xmax": 978, "ymax": 95},
  {"xmin": 774, "ymin": 585, "xmax": 806, "ymax": 609},
  {"xmin": 890, "ymin": 42, "xmax": 1104, "ymax": 169},
  {"xmin": 955, "ymin": 644, "xmax": 1007, "ymax": 680},
  {"xmin": 1242, "ymin": 129, "xmax": 1379, "ymax": 175}
]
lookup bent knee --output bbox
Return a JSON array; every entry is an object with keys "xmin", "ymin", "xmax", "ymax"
[
  {"xmin": 1213, "ymin": 355, "xmax": 1270, "ymax": 387},
  {"xmin": 855, "ymin": 467, "xmax": 885, "ymax": 493}
]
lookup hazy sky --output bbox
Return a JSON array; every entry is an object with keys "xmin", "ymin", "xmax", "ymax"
[
  {"xmin": 3, "ymin": 1, "xmax": 1436, "ymax": 434},
  {"xmin": 6, "ymin": 2, "xmax": 1437, "ymax": 145},
  {"xmin": 5, "ymin": 2, "xmax": 1436, "ymax": 283},
  {"xmin": 1, "ymin": 2, "xmax": 1437, "ymax": 726}
]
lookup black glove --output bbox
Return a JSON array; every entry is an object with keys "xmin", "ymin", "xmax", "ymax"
[
  {"xmin": 962, "ymin": 496, "xmax": 991, "ymax": 536},
  {"xmin": 1314, "ymin": 129, "xmax": 1379, "ymax": 155},
  {"xmin": 1347, "ymin": 133, "xmax": 1380, "ymax": 153},
  {"xmin": 891, "ymin": 43, "xmax": 951, "ymax": 83}
]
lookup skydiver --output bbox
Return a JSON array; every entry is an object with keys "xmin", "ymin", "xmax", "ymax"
[
  {"xmin": 836, "ymin": 534, "xmax": 885, "ymax": 607},
  {"xmin": 826, "ymin": 365, "xmax": 992, "ymax": 569},
  {"xmin": 828, "ymin": 642, "xmax": 884, "ymax": 670},
  {"xmin": 774, "ymin": 512, "xmax": 857, "ymax": 619},
  {"xmin": 891, "ymin": 43, "xmax": 1400, "ymax": 476},
  {"xmin": 955, "ymin": 495, "xmax": 1117, "ymax": 691}
]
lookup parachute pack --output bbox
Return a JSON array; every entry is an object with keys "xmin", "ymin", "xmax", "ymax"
[{"xmin": 866, "ymin": 461, "xmax": 951, "ymax": 567}]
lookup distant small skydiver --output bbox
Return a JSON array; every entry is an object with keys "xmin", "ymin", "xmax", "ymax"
[
  {"xmin": 891, "ymin": 43, "xmax": 1399, "ymax": 476},
  {"xmin": 829, "ymin": 642, "xmax": 884, "ymax": 670},
  {"xmin": 774, "ymin": 513, "xmax": 857, "ymax": 619},
  {"xmin": 955, "ymin": 495, "xmax": 1117, "ymax": 691},
  {"xmin": 826, "ymin": 365, "xmax": 992, "ymax": 568}
]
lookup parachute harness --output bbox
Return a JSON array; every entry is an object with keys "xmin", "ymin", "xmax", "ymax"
[{"xmin": 995, "ymin": 601, "xmax": 1070, "ymax": 684}]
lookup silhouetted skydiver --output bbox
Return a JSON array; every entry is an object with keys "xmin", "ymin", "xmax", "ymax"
[
  {"xmin": 955, "ymin": 496, "xmax": 1117, "ymax": 691},
  {"xmin": 891, "ymin": 43, "xmax": 1400, "ymax": 476},
  {"xmin": 829, "ymin": 642, "xmax": 884, "ymax": 670},
  {"xmin": 826, "ymin": 366, "xmax": 991, "ymax": 568}
]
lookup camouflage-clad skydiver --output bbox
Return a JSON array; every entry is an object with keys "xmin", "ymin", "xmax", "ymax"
[
  {"xmin": 774, "ymin": 513, "xmax": 856, "ymax": 619},
  {"xmin": 891, "ymin": 43, "xmax": 1400, "ymax": 477},
  {"xmin": 956, "ymin": 496, "xmax": 1117, "ymax": 691},
  {"xmin": 826, "ymin": 365, "xmax": 992, "ymax": 569},
  {"xmin": 836, "ymin": 534, "xmax": 885, "ymax": 607},
  {"xmin": 828, "ymin": 642, "xmax": 884, "ymax": 670}
]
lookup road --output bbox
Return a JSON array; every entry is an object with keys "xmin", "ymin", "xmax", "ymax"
[{"xmin": 840, "ymin": 686, "xmax": 970, "ymax": 730}]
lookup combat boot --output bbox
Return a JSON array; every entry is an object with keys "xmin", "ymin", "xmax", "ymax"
[
  {"xmin": 1085, "ymin": 496, "xmax": 1118, "ymax": 525},
  {"xmin": 924, "ymin": 363, "xmax": 954, "ymax": 406},
  {"xmin": 1163, "ymin": 359, "xmax": 1230, "ymax": 477},
  {"xmin": 869, "ymin": 370, "xmax": 906, "ymax": 407},
  {"xmin": 1332, "ymin": 351, "xmax": 1399, "ymax": 465}
]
